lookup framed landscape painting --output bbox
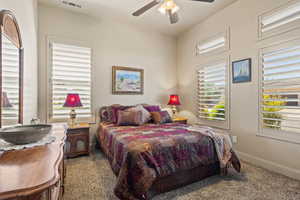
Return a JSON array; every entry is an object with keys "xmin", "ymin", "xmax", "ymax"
[
  {"xmin": 232, "ymin": 58, "xmax": 252, "ymax": 83},
  {"xmin": 112, "ymin": 66, "xmax": 144, "ymax": 95}
]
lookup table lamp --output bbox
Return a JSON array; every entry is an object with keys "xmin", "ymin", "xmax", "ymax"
[
  {"xmin": 168, "ymin": 94, "xmax": 181, "ymax": 116},
  {"xmin": 63, "ymin": 93, "xmax": 82, "ymax": 127}
]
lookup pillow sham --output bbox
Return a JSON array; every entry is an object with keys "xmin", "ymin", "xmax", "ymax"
[
  {"xmin": 150, "ymin": 111, "xmax": 173, "ymax": 124},
  {"xmin": 117, "ymin": 110, "xmax": 143, "ymax": 126}
]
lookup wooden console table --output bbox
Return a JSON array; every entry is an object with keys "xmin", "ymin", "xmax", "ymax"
[{"xmin": 0, "ymin": 124, "xmax": 67, "ymax": 200}]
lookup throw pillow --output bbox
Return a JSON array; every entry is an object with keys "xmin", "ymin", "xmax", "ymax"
[
  {"xmin": 150, "ymin": 111, "xmax": 173, "ymax": 124},
  {"xmin": 111, "ymin": 105, "xmax": 133, "ymax": 123},
  {"xmin": 127, "ymin": 105, "xmax": 151, "ymax": 124},
  {"xmin": 143, "ymin": 105, "xmax": 161, "ymax": 112},
  {"xmin": 117, "ymin": 110, "xmax": 143, "ymax": 126}
]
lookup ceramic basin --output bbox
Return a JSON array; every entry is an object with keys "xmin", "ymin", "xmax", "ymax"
[{"xmin": 0, "ymin": 124, "xmax": 52, "ymax": 145}]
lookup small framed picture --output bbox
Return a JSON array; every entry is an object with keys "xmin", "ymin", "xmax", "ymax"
[
  {"xmin": 232, "ymin": 58, "xmax": 252, "ymax": 83},
  {"xmin": 112, "ymin": 66, "xmax": 144, "ymax": 95}
]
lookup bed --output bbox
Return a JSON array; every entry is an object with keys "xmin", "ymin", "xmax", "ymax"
[{"xmin": 97, "ymin": 105, "xmax": 241, "ymax": 200}]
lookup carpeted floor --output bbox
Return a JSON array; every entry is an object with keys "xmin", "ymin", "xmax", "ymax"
[{"xmin": 63, "ymin": 150, "xmax": 300, "ymax": 200}]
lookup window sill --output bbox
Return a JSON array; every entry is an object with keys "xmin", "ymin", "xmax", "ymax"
[{"xmin": 257, "ymin": 132, "xmax": 300, "ymax": 145}]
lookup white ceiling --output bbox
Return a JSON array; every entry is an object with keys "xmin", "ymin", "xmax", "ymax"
[{"xmin": 38, "ymin": 0, "xmax": 237, "ymax": 36}]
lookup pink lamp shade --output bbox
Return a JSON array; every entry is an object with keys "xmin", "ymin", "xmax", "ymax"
[
  {"xmin": 2, "ymin": 92, "xmax": 13, "ymax": 108},
  {"xmin": 168, "ymin": 94, "xmax": 181, "ymax": 106},
  {"xmin": 63, "ymin": 93, "xmax": 82, "ymax": 108}
]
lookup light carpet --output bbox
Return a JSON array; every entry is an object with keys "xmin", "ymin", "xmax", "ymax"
[{"xmin": 63, "ymin": 150, "xmax": 300, "ymax": 200}]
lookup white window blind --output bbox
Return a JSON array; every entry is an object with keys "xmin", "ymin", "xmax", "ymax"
[
  {"xmin": 261, "ymin": 40, "xmax": 300, "ymax": 134},
  {"xmin": 198, "ymin": 62, "xmax": 227, "ymax": 121},
  {"xmin": 259, "ymin": 0, "xmax": 300, "ymax": 39},
  {"xmin": 50, "ymin": 42, "xmax": 92, "ymax": 121},
  {"xmin": 196, "ymin": 36, "xmax": 226, "ymax": 55},
  {"xmin": 2, "ymin": 35, "xmax": 19, "ymax": 124}
]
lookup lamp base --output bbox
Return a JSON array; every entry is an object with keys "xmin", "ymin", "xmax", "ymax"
[
  {"xmin": 68, "ymin": 109, "xmax": 77, "ymax": 128},
  {"xmin": 171, "ymin": 105, "xmax": 178, "ymax": 117}
]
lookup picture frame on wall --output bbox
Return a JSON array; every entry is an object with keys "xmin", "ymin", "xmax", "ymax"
[
  {"xmin": 112, "ymin": 66, "xmax": 144, "ymax": 95},
  {"xmin": 232, "ymin": 58, "xmax": 252, "ymax": 83}
]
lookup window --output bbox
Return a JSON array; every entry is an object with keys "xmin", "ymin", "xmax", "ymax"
[
  {"xmin": 259, "ymin": 0, "xmax": 300, "ymax": 39},
  {"xmin": 49, "ymin": 42, "xmax": 92, "ymax": 121},
  {"xmin": 260, "ymin": 39, "xmax": 300, "ymax": 137},
  {"xmin": 197, "ymin": 36, "xmax": 225, "ymax": 55},
  {"xmin": 198, "ymin": 60, "xmax": 229, "ymax": 129},
  {"xmin": 196, "ymin": 30, "xmax": 229, "ymax": 56},
  {"xmin": 2, "ymin": 35, "xmax": 20, "ymax": 125}
]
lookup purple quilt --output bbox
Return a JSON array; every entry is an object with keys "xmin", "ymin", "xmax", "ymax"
[{"xmin": 98, "ymin": 122, "xmax": 239, "ymax": 200}]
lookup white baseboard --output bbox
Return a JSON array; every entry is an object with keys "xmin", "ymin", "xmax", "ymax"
[{"xmin": 236, "ymin": 151, "xmax": 300, "ymax": 181}]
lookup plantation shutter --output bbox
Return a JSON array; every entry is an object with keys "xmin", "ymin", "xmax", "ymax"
[
  {"xmin": 261, "ymin": 40, "xmax": 300, "ymax": 133},
  {"xmin": 260, "ymin": 0, "xmax": 300, "ymax": 38},
  {"xmin": 198, "ymin": 62, "xmax": 227, "ymax": 121},
  {"xmin": 2, "ymin": 35, "xmax": 19, "ymax": 123},
  {"xmin": 196, "ymin": 36, "xmax": 225, "ymax": 55},
  {"xmin": 50, "ymin": 42, "xmax": 92, "ymax": 121}
]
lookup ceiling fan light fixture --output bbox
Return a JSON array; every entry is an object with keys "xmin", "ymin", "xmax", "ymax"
[
  {"xmin": 158, "ymin": 0, "xmax": 180, "ymax": 15},
  {"xmin": 172, "ymin": 5, "xmax": 180, "ymax": 14},
  {"xmin": 158, "ymin": 6, "xmax": 167, "ymax": 15}
]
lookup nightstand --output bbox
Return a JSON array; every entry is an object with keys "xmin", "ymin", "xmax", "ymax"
[
  {"xmin": 172, "ymin": 117, "xmax": 188, "ymax": 124},
  {"xmin": 65, "ymin": 123, "xmax": 90, "ymax": 158}
]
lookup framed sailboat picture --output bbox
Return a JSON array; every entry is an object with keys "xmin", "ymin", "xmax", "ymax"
[{"xmin": 232, "ymin": 58, "xmax": 252, "ymax": 83}]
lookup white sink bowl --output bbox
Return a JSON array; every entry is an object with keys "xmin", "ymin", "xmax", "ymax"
[{"xmin": 0, "ymin": 124, "xmax": 52, "ymax": 145}]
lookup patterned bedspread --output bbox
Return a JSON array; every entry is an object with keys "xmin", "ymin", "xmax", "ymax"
[{"xmin": 98, "ymin": 122, "xmax": 240, "ymax": 200}]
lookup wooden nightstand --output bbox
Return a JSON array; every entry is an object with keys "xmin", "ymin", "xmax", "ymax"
[
  {"xmin": 172, "ymin": 117, "xmax": 188, "ymax": 124},
  {"xmin": 65, "ymin": 123, "xmax": 90, "ymax": 158}
]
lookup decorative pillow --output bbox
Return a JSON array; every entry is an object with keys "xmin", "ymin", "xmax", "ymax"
[
  {"xmin": 161, "ymin": 108, "xmax": 173, "ymax": 118},
  {"xmin": 150, "ymin": 111, "xmax": 173, "ymax": 124},
  {"xmin": 143, "ymin": 105, "xmax": 161, "ymax": 113},
  {"xmin": 117, "ymin": 110, "xmax": 143, "ymax": 126},
  {"xmin": 127, "ymin": 105, "xmax": 151, "ymax": 124},
  {"xmin": 112, "ymin": 105, "xmax": 133, "ymax": 123},
  {"xmin": 99, "ymin": 106, "xmax": 115, "ymax": 122}
]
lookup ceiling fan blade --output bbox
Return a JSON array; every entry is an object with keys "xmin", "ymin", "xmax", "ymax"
[
  {"xmin": 190, "ymin": 0, "xmax": 215, "ymax": 2},
  {"xmin": 168, "ymin": 10, "xmax": 179, "ymax": 24},
  {"xmin": 132, "ymin": 0, "xmax": 161, "ymax": 16}
]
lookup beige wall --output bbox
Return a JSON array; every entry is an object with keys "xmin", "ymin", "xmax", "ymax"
[
  {"xmin": 177, "ymin": 0, "xmax": 300, "ymax": 180},
  {"xmin": 38, "ymin": 4, "xmax": 177, "ymax": 123},
  {"xmin": 0, "ymin": 0, "xmax": 38, "ymax": 124}
]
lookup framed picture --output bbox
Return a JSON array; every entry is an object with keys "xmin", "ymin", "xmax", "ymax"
[
  {"xmin": 232, "ymin": 58, "xmax": 252, "ymax": 83},
  {"xmin": 112, "ymin": 66, "xmax": 144, "ymax": 95}
]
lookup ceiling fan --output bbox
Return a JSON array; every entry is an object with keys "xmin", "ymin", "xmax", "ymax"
[{"xmin": 132, "ymin": 0, "xmax": 215, "ymax": 24}]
